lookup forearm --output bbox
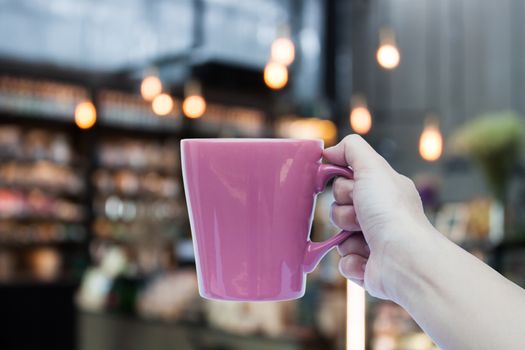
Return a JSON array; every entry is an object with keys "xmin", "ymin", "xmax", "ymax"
[{"xmin": 385, "ymin": 226, "xmax": 525, "ymax": 350}]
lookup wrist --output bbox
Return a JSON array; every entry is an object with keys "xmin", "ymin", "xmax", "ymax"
[{"xmin": 380, "ymin": 219, "xmax": 447, "ymax": 306}]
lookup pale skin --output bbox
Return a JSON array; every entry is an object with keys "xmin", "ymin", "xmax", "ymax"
[{"xmin": 324, "ymin": 134, "xmax": 525, "ymax": 350}]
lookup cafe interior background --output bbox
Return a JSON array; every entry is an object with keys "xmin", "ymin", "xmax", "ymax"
[{"xmin": 0, "ymin": 0, "xmax": 524, "ymax": 349}]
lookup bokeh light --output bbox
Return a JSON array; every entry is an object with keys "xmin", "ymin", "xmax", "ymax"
[
  {"xmin": 264, "ymin": 62, "xmax": 288, "ymax": 90},
  {"xmin": 152, "ymin": 93, "xmax": 174, "ymax": 116},
  {"xmin": 140, "ymin": 75, "xmax": 162, "ymax": 101},
  {"xmin": 182, "ymin": 95, "xmax": 206, "ymax": 119},
  {"xmin": 419, "ymin": 122, "xmax": 443, "ymax": 161},
  {"xmin": 376, "ymin": 44, "xmax": 400, "ymax": 70},
  {"xmin": 271, "ymin": 37, "xmax": 295, "ymax": 66},
  {"xmin": 277, "ymin": 118, "xmax": 338, "ymax": 146},
  {"xmin": 350, "ymin": 106, "xmax": 372, "ymax": 134},
  {"xmin": 75, "ymin": 101, "xmax": 97, "ymax": 129}
]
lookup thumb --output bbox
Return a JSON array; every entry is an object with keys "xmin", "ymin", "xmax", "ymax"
[{"xmin": 323, "ymin": 134, "xmax": 383, "ymax": 171}]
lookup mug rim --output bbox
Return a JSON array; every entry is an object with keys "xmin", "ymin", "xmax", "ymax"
[{"xmin": 181, "ymin": 138, "xmax": 323, "ymax": 145}]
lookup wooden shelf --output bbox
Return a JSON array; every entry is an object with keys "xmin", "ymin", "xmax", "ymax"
[
  {"xmin": 0, "ymin": 240, "xmax": 86, "ymax": 249},
  {"xmin": 96, "ymin": 164, "xmax": 179, "ymax": 176},
  {"xmin": 0, "ymin": 215, "xmax": 84, "ymax": 224}
]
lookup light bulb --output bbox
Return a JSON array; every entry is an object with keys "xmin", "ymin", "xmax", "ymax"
[
  {"xmin": 376, "ymin": 44, "xmax": 400, "ymax": 69},
  {"xmin": 264, "ymin": 62, "xmax": 288, "ymax": 90},
  {"xmin": 141, "ymin": 75, "xmax": 162, "ymax": 101},
  {"xmin": 183, "ymin": 95, "xmax": 206, "ymax": 119},
  {"xmin": 152, "ymin": 93, "xmax": 174, "ymax": 116},
  {"xmin": 350, "ymin": 106, "xmax": 372, "ymax": 134},
  {"xmin": 75, "ymin": 101, "xmax": 96, "ymax": 129},
  {"xmin": 419, "ymin": 122, "xmax": 443, "ymax": 161},
  {"xmin": 271, "ymin": 37, "xmax": 295, "ymax": 66}
]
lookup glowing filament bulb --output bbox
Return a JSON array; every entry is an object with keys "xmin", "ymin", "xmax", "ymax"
[
  {"xmin": 350, "ymin": 107, "xmax": 372, "ymax": 135},
  {"xmin": 419, "ymin": 119, "xmax": 443, "ymax": 161},
  {"xmin": 140, "ymin": 75, "xmax": 162, "ymax": 101},
  {"xmin": 264, "ymin": 62, "xmax": 288, "ymax": 90},
  {"xmin": 75, "ymin": 101, "xmax": 97, "ymax": 129},
  {"xmin": 377, "ymin": 28, "xmax": 400, "ymax": 70},
  {"xmin": 271, "ymin": 37, "xmax": 295, "ymax": 66},
  {"xmin": 183, "ymin": 95, "xmax": 206, "ymax": 119},
  {"xmin": 377, "ymin": 44, "xmax": 400, "ymax": 69},
  {"xmin": 349, "ymin": 95, "xmax": 372, "ymax": 135},
  {"xmin": 152, "ymin": 93, "xmax": 174, "ymax": 116}
]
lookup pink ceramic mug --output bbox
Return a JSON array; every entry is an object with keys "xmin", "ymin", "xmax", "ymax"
[{"xmin": 181, "ymin": 138, "xmax": 353, "ymax": 301}]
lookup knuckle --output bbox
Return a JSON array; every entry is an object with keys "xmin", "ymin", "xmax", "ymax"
[
  {"xmin": 332, "ymin": 204, "xmax": 343, "ymax": 221},
  {"xmin": 333, "ymin": 178, "xmax": 350, "ymax": 196},
  {"xmin": 333, "ymin": 177, "xmax": 344, "ymax": 191},
  {"xmin": 331, "ymin": 204, "xmax": 356, "ymax": 229},
  {"xmin": 333, "ymin": 191, "xmax": 344, "ymax": 203},
  {"xmin": 331, "ymin": 205, "xmax": 346, "ymax": 226},
  {"xmin": 347, "ymin": 134, "xmax": 364, "ymax": 143},
  {"xmin": 342, "ymin": 134, "xmax": 364, "ymax": 146}
]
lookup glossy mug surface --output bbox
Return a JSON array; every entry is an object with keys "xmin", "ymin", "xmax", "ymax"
[{"xmin": 181, "ymin": 139, "xmax": 353, "ymax": 301}]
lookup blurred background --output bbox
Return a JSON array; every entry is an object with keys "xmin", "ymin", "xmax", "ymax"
[{"xmin": 0, "ymin": 0, "xmax": 524, "ymax": 349}]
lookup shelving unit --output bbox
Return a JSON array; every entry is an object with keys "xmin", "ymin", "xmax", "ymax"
[
  {"xmin": 90, "ymin": 133, "xmax": 186, "ymax": 275},
  {"xmin": 0, "ymin": 122, "xmax": 88, "ymax": 283}
]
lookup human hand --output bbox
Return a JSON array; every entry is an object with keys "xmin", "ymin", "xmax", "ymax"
[{"xmin": 324, "ymin": 135, "xmax": 435, "ymax": 300}]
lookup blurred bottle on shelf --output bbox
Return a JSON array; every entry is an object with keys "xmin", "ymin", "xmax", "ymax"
[
  {"xmin": 28, "ymin": 247, "xmax": 62, "ymax": 282},
  {"xmin": 0, "ymin": 189, "xmax": 84, "ymax": 222}
]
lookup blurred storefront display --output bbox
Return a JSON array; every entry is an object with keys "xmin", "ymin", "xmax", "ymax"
[
  {"xmin": 1, "ymin": 73, "xmax": 525, "ymax": 350},
  {"xmin": 1, "ymin": 0, "xmax": 525, "ymax": 349}
]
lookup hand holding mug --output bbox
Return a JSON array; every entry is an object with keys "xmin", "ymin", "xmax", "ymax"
[{"xmin": 325, "ymin": 135, "xmax": 434, "ymax": 300}]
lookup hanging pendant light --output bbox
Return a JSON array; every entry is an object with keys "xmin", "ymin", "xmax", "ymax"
[
  {"xmin": 264, "ymin": 62, "xmax": 288, "ymax": 90},
  {"xmin": 264, "ymin": 24, "xmax": 292, "ymax": 90},
  {"xmin": 419, "ymin": 115, "xmax": 443, "ymax": 162},
  {"xmin": 271, "ymin": 24, "xmax": 295, "ymax": 66},
  {"xmin": 75, "ymin": 100, "xmax": 97, "ymax": 129},
  {"xmin": 140, "ymin": 68, "xmax": 163, "ymax": 101},
  {"xmin": 182, "ymin": 80, "xmax": 206, "ymax": 119},
  {"xmin": 349, "ymin": 95, "xmax": 372, "ymax": 135},
  {"xmin": 271, "ymin": 37, "xmax": 295, "ymax": 66},
  {"xmin": 376, "ymin": 28, "xmax": 400, "ymax": 70},
  {"xmin": 152, "ymin": 93, "xmax": 174, "ymax": 116}
]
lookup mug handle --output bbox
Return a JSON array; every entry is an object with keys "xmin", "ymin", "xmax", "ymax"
[{"xmin": 303, "ymin": 164, "xmax": 354, "ymax": 273}]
